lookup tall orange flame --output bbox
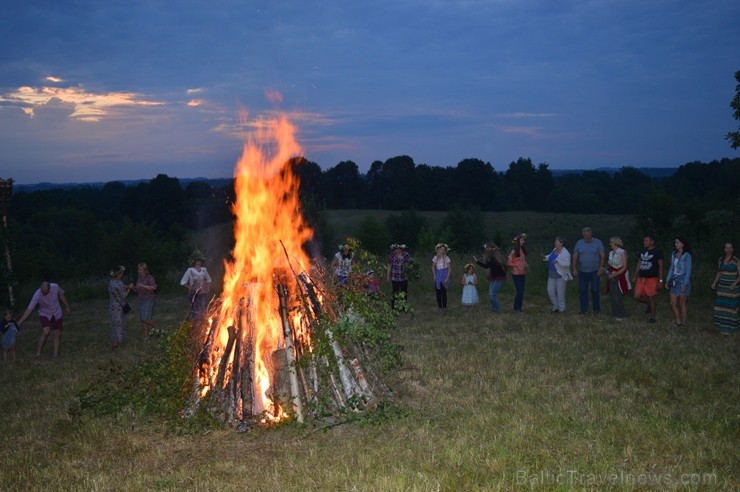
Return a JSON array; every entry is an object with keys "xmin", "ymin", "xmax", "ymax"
[{"xmin": 202, "ymin": 113, "xmax": 313, "ymax": 419}]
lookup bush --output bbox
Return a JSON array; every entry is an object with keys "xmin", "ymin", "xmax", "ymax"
[
  {"xmin": 356, "ymin": 216, "xmax": 391, "ymax": 256},
  {"xmin": 440, "ymin": 206, "xmax": 487, "ymax": 253},
  {"xmin": 385, "ymin": 209, "xmax": 428, "ymax": 251}
]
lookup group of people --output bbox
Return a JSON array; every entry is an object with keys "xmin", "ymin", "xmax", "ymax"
[
  {"xmin": 6, "ymin": 232, "xmax": 735, "ymax": 361},
  {"xmin": 426, "ymin": 234, "xmax": 528, "ymax": 313},
  {"xmin": 107, "ymin": 263, "xmax": 158, "ymax": 349},
  {"xmin": 377, "ymin": 229, "xmax": 738, "ymax": 335},
  {"xmin": 2, "ymin": 255, "xmax": 217, "ymax": 360},
  {"xmin": 542, "ymin": 229, "xmax": 738, "ymax": 333}
]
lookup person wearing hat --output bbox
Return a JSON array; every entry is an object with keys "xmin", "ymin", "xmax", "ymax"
[
  {"xmin": 180, "ymin": 257, "xmax": 212, "ymax": 322},
  {"xmin": 387, "ymin": 243, "xmax": 412, "ymax": 309},
  {"xmin": 432, "ymin": 243, "xmax": 451, "ymax": 311}
]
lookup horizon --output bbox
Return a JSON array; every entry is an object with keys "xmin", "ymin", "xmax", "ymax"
[
  {"xmin": 1, "ymin": 1, "xmax": 738, "ymax": 184},
  {"xmin": 6, "ymin": 162, "xmax": 699, "ymax": 187}
]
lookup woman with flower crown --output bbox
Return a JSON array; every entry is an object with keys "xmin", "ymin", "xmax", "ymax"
[
  {"xmin": 431, "ymin": 243, "xmax": 451, "ymax": 311},
  {"xmin": 387, "ymin": 243, "xmax": 412, "ymax": 309},
  {"xmin": 507, "ymin": 233, "xmax": 528, "ymax": 313}
]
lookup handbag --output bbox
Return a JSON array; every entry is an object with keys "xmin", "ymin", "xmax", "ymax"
[{"xmin": 114, "ymin": 293, "xmax": 131, "ymax": 314}]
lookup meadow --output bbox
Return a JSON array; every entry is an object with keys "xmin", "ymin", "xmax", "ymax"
[{"xmin": 0, "ymin": 211, "xmax": 737, "ymax": 491}]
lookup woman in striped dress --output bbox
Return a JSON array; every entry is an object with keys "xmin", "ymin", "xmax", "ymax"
[{"xmin": 711, "ymin": 242, "xmax": 739, "ymax": 334}]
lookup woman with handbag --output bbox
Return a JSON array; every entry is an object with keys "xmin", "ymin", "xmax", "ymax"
[{"xmin": 108, "ymin": 265, "xmax": 131, "ymax": 349}]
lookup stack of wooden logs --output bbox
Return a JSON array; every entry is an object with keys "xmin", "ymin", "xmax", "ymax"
[{"xmin": 182, "ymin": 268, "xmax": 391, "ymax": 430}]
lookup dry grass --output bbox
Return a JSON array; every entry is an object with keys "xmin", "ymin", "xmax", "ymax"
[
  {"xmin": 1, "ymin": 211, "xmax": 738, "ymax": 491},
  {"xmin": 1, "ymin": 281, "xmax": 736, "ymax": 491}
]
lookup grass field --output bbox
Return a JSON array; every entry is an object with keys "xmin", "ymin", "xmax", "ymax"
[
  {"xmin": 324, "ymin": 210, "xmax": 638, "ymax": 252},
  {"xmin": 1, "ymin": 212, "xmax": 738, "ymax": 491}
]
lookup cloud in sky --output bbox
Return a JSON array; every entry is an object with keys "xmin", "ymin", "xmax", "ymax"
[
  {"xmin": 0, "ymin": 83, "xmax": 163, "ymax": 121},
  {"xmin": 0, "ymin": 0, "xmax": 738, "ymax": 183}
]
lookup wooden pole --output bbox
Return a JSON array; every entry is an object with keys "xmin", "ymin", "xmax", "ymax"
[{"xmin": 0, "ymin": 178, "xmax": 15, "ymax": 309}]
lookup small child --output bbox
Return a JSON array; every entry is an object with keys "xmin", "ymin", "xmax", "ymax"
[
  {"xmin": 2, "ymin": 309, "xmax": 20, "ymax": 362},
  {"xmin": 366, "ymin": 270, "xmax": 380, "ymax": 295},
  {"xmin": 461, "ymin": 264, "xmax": 480, "ymax": 307}
]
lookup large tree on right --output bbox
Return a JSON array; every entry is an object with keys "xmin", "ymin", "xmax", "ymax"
[{"xmin": 727, "ymin": 71, "xmax": 740, "ymax": 149}]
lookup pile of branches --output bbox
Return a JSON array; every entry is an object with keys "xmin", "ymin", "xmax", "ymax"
[{"xmin": 182, "ymin": 258, "xmax": 401, "ymax": 430}]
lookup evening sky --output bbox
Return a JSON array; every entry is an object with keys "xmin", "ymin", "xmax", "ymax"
[{"xmin": 1, "ymin": 0, "xmax": 738, "ymax": 184}]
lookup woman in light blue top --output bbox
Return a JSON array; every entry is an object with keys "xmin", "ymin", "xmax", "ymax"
[
  {"xmin": 665, "ymin": 236, "xmax": 692, "ymax": 328},
  {"xmin": 544, "ymin": 236, "xmax": 572, "ymax": 313}
]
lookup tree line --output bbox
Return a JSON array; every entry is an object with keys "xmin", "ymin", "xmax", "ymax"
[
  {"xmin": 1, "ymin": 156, "xmax": 738, "ymax": 307},
  {"xmin": 294, "ymin": 155, "xmax": 739, "ymax": 215}
]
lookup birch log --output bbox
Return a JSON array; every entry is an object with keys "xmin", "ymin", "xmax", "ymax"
[{"xmin": 276, "ymin": 283, "xmax": 304, "ymax": 423}]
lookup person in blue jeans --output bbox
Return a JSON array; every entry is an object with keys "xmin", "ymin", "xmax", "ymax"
[
  {"xmin": 572, "ymin": 227, "xmax": 605, "ymax": 314},
  {"xmin": 474, "ymin": 243, "xmax": 507, "ymax": 312}
]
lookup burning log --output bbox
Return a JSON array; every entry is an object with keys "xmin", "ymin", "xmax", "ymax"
[{"xmin": 276, "ymin": 283, "xmax": 304, "ymax": 423}]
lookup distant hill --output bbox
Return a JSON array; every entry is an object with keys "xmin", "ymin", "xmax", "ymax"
[
  {"xmin": 550, "ymin": 167, "xmax": 677, "ymax": 178},
  {"xmin": 14, "ymin": 177, "xmax": 234, "ymax": 193},
  {"xmin": 13, "ymin": 167, "xmax": 680, "ymax": 192}
]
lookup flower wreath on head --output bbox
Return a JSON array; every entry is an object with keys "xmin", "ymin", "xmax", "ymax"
[
  {"xmin": 109, "ymin": 265, "xmax": 125, "ymax": 277},
  {"xmin": 188, "ymin": 249, "xmax": 207, "ymax": 266},
  {"xmin": 435, "ymin": 243, "xmax": 450, "ymax": 252}
]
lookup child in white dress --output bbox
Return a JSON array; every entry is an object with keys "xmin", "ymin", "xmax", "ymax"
[{"xmin": 461, "ymin": 263, "xmax": 480, "ymax": 306}]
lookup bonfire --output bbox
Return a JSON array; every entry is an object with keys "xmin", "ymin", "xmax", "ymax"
[{"xmin": 182, "ymin": 113, "xmax": 395, "ymax": 429}]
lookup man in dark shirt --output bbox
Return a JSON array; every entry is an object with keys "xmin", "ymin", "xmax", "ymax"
[{"xmin": 632, "ymin": 235, "xmax": 664, "ymax": 323}]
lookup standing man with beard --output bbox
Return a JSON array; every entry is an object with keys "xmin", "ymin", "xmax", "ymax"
[{"xmin": 632, "ymin": 234, "xmax": 665, "ymax": 323}]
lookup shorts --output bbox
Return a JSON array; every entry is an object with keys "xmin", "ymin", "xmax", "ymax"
[
  {"xmin": 634, "ymin": 277, "xmax": 659, "ymax": 298},
  {"xmin": 40, "ymin": 316, "xmax": 63, "ymax": 331},
  {"xmin": 669, "ymin": 281, "xmax": 691, "ymax": 297},
  {"xmin": 139, "ymin": 300, "xmax": 155, "ymax": 321}
]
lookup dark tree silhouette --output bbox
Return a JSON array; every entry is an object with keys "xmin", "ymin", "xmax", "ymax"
[
  {"xmin": 726, "ymin": 70, "xmax": 740, "ymax": 149},
  {"xmin": 321, "ymin": 160, "xmax": 366, "ymax": 209}
]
